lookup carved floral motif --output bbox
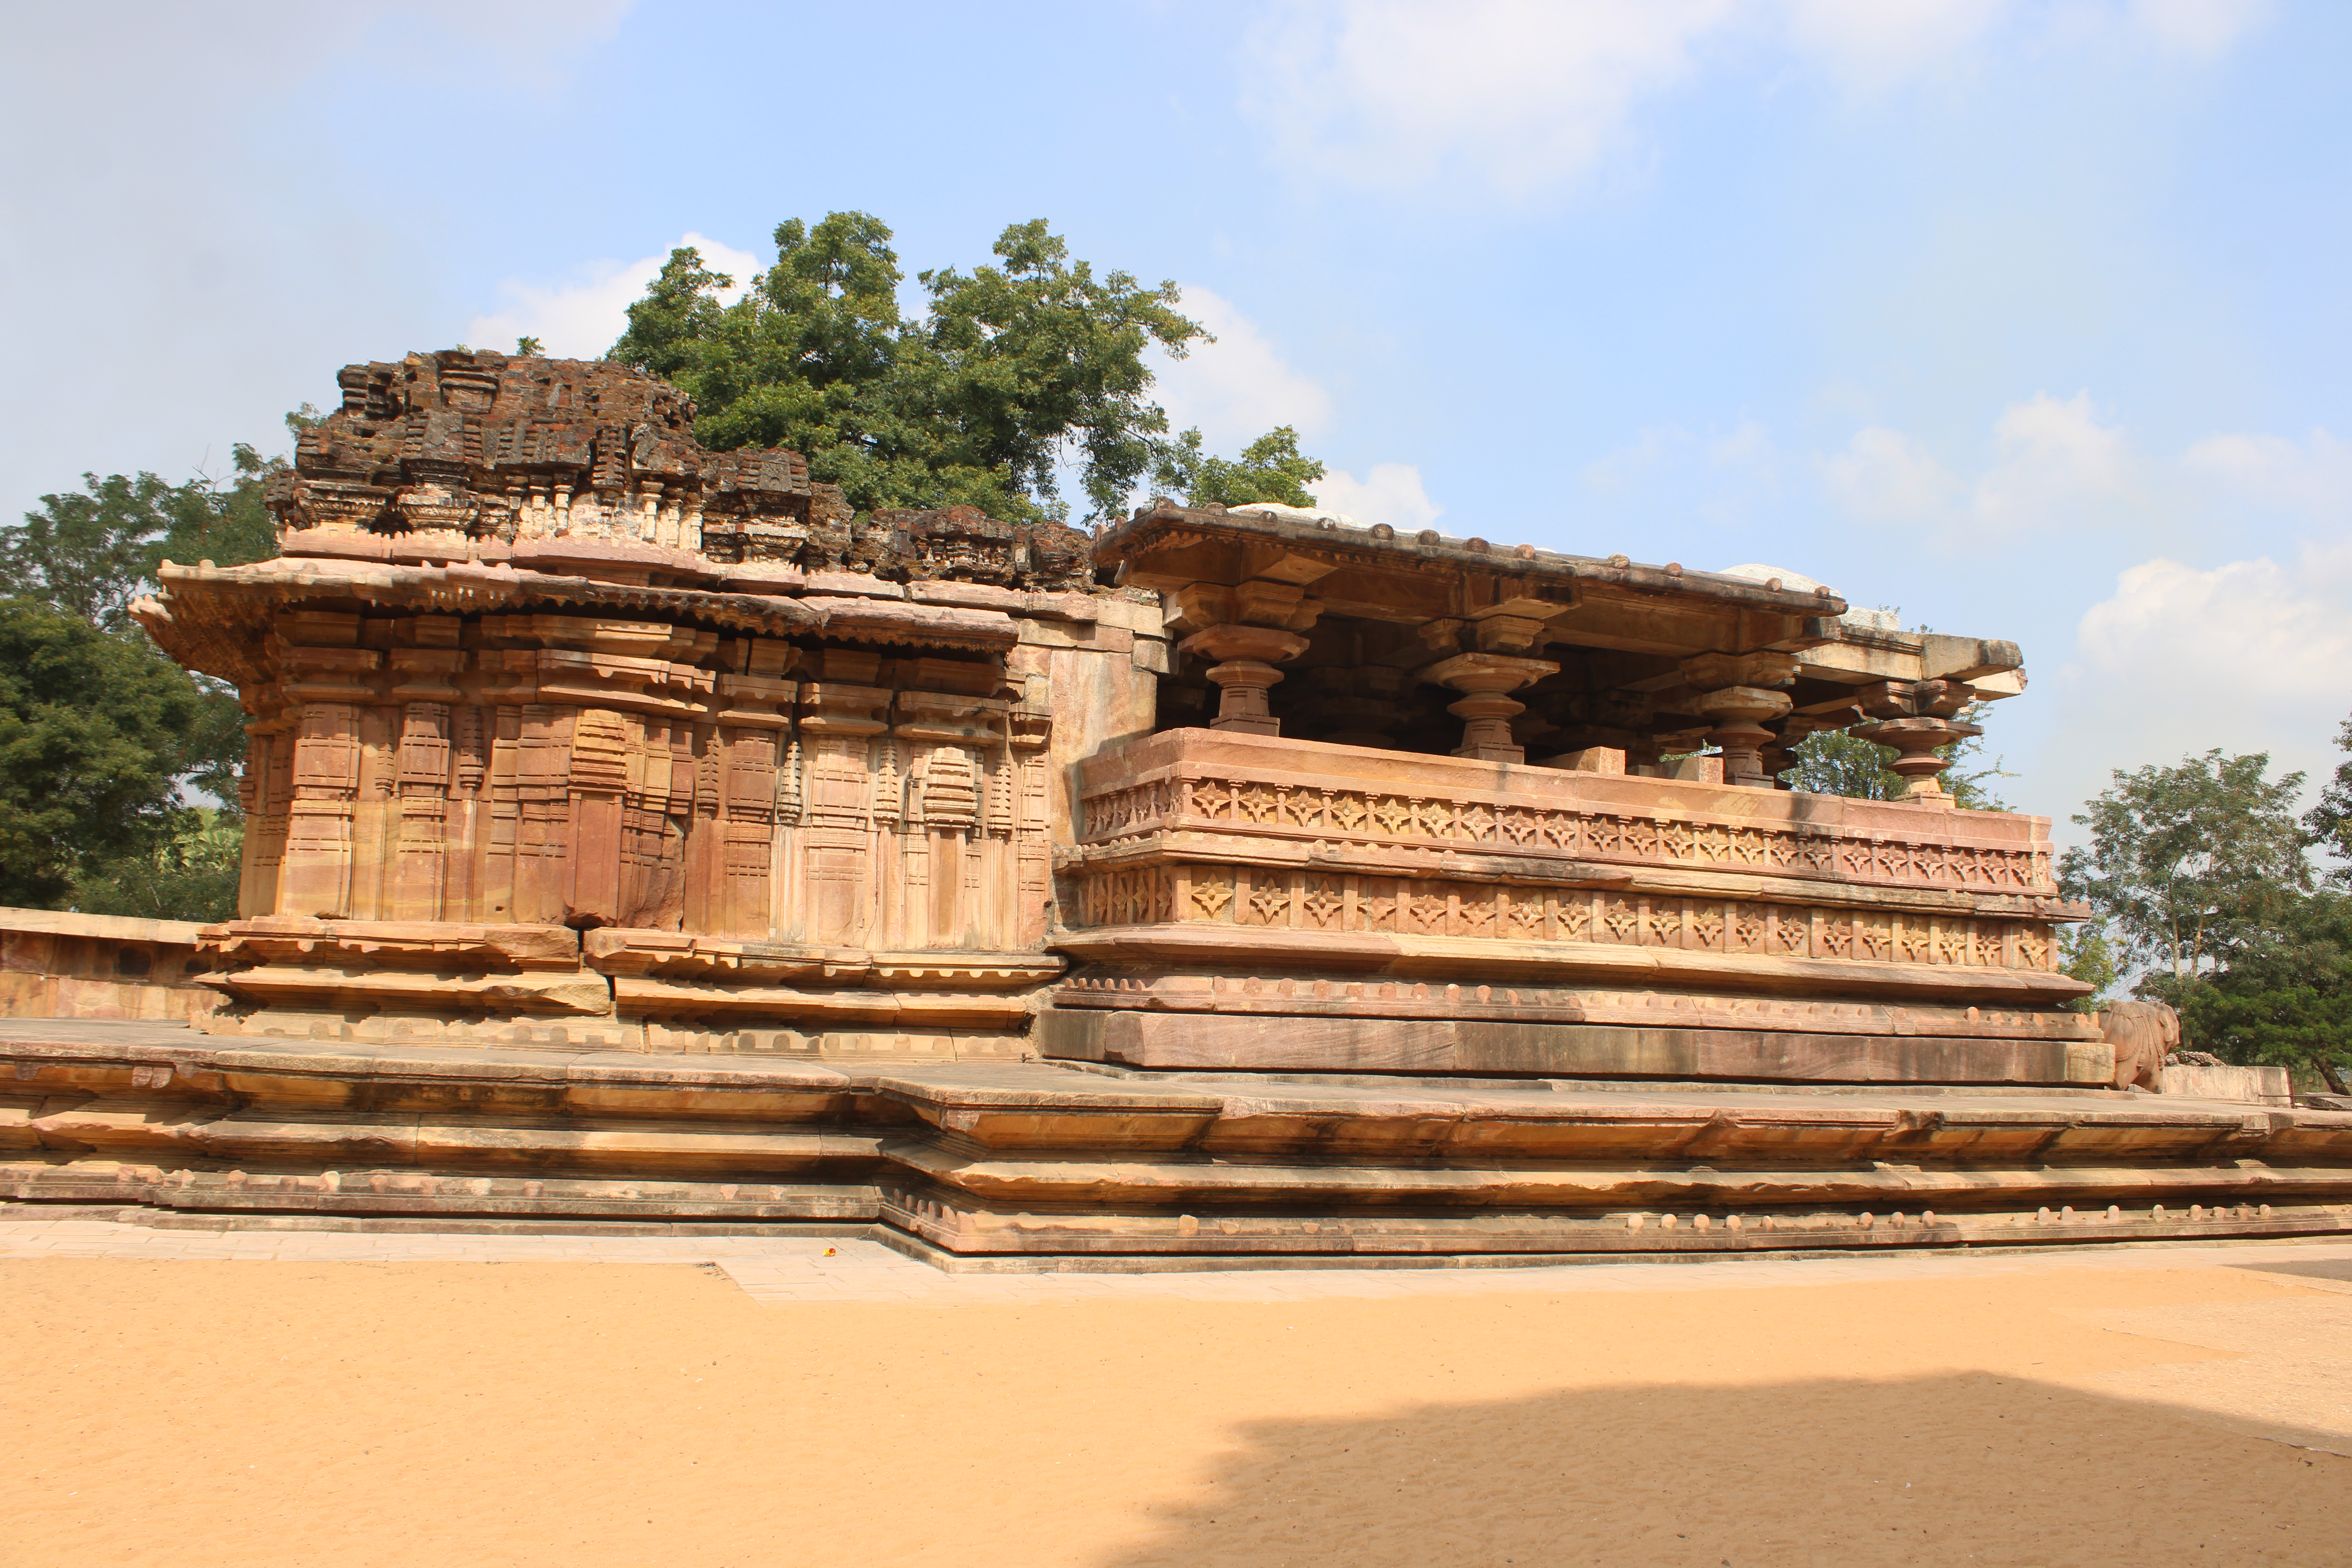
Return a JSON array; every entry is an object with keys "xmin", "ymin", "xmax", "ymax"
[
  {"xmin": 1080, "ymin": 772, "xmax": 2055, "ymax": 894},
  {"xmin": 1072, "ymin": 863, "xmax": 2060, "ymax": 971}
]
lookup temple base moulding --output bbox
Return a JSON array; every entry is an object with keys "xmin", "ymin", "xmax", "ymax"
[{"xmin": 4, "ymin": 1020, "xmax": 2348, "ymax": 1268}]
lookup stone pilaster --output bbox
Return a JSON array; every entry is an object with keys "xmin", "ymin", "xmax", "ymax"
[
  {"xmin": 712, "ymin": 664, "xmax": 795, "ymax": 936},
  {"xmin": 897, "ymin": 690, "xmax": 1012, "ymax": 948},
  {"xmin": 795, "ymin": 681, "xmax": 891, "ymax": 947},
  {"xmin": 276, "ymin": 630, "xmax": 380, "ymax": 920}
]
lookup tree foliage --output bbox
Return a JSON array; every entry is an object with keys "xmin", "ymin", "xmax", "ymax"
[
  {"xmin": 1152, "ymin": 425, "xmax": 1326, "ymax": 510},
  {"xmin": 611, "ymin": 213, "xmax": 1208, "ymax": 523},
  {"xmin": 4, "ymin": 436, "xmax": 293, "ymax": 630},
  {"xmin": 2057, "ymin": 921, "xmax": 2120, "ymax": 1014},
  {"xmin": 2172, "ymin": 891, "xmax": 2352, "ymax": 1094},
  {"xmin": 2058, "ymin": 749, "xmax": 2311, "ymax": 984},
  {"xmin": 2303, "ymin": 714, "xmax": 2352, "ymax": 882},
  {"xmin": 71, "ymin": 809, "xmax": 245, "ymax": 924},
  {"xmin": 2055, "ymin": 744, "xmax": 2352, "ymax": 1089},
  {"xmin": 0, "ymin": 430, "xmax": 293, "ymax": 919},
  {"xmin": 0, "ymin": 600, "xmax": 218, "ymax": 907}
]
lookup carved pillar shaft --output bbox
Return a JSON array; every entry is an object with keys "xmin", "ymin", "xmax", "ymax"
[
  {"xmin": 1176, "ymin": 621, "xmax": 1327, "ymax": 738},
  {"xmin": 1853, "ymin": 679, "xmax": 1980, "ymax": 808},
  {"xmin": 897, "ymin": 689, "xmax": 1011, "ymax": 949},
  {"xmin": 1681, "ymin": 652, "xmax": 1800, "ymax": 789},
  {"xmin": 276, "ymin": 633, "xmax": 380, "ymax": 918},
  {"xmin": 1178, "ymin": 624, "xmax": 1311, "ymax": 737},
  {"xmin": 387, "ymin": 639, "xmax": 465, "ymax": 923},
  {"xmin": 1417, "ymin": 652, "xmax": 1560, "ymax": 764}
]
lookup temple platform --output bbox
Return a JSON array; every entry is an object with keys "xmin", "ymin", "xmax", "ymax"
[{"xmin": 6, "ymin": 1020, "xmax": 2348, "ymax": 1268}]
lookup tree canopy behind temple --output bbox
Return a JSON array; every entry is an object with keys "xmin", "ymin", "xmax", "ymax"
[
  {"xmin": 2058, "ymin": 744, "xmax": 2352, "ymax": 1092},
  {"xmin": 0, "ymin": 437, "xmax": 292, "ymax": 918},
  {"xmin": 0, "ymin": 599, "xmax": 217, "ymax": 907},
  {"xmin": 611, "ymin": 214, "xmax": 1208, "ymax": 524},
  {"xmin": 1152, "ymin": 425, "xmax": 1326, "ymax": 510}
]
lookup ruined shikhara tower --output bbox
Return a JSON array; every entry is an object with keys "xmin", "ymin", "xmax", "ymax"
[{"xmin": 6, "ymin": 348, "xmax": 2347, "ymax": 1262}]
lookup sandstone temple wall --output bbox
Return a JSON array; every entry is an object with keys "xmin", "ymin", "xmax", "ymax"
[{"xmin": 0, "ymin": 910, "xmax": 218, "ymax": 1025}]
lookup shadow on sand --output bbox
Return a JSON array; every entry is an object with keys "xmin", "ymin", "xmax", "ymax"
[{"xmin": 1095, "ymin": 1372, "xmax": 2349, "ymax": 1568}]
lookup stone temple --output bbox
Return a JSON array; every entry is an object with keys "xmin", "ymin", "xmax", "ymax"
[{"xmin": 2, "ymin": 348, "xmax": 2345, "ymax": 1265}]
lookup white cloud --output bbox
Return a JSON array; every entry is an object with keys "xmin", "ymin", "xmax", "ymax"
[
  {"xmin": 1581, "ymin": 427, "xmax": 1679, "ymax": 494},
  {"xmin": 1312, "ymin": 464, "xmax": 1443, "ymax": 533},
  {"xmin": 1241, "ymin": 0, "xmax": 1731, "ymax": 197},
  {"xmin": 467, "ymin": 233, "xmax": 763, "ymax": 361},
  {"xmin": 2180, "ymin": 428, "xmax": 2352, "ymax": 522},
  {"xmin": 1822, "ymin": 426, "xmax": 1959, "ymax": 523},
  {"xmin": 1970, "ymin": 390, "xmax": 2138, "ymax": 528},
  {"xmin": 1781, "ymin": 0, "xmax": 2007, "ymax": 92},
  {"xmin": 1825, "ymin": 392, "xmax": 2145, "ymax": 533},
  {"xmin": 2078, "ymin": 548, "xmax": 2352, "ymax": 702},
  {"xmin": 1237, "ymin": 1, "xmax": 2263, "ymax": 196},
  {"xmin": 1706, "ymin": 416, "xmax": 1776, "ymax": 470},
  {"xmin": 2035, "ymin": 542, "xmax": 2352, "ymax": 827},
  {"xmin": 2128, "ymin": 0, "xmax": 2272, "ymax": 59},
  {"xmin": 1152, "ymin": 285, "xmax": 1335, "ymax": 452}
]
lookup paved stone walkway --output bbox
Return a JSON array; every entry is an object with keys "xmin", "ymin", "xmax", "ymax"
[{"xmin": 4, "ymin": 1216, "xmax": 2349, "ymax": 1305}]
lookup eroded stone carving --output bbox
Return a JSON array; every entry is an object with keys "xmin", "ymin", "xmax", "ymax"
[
  {"xmin": 272, "ymin": 350, "xmax": 1095, "ymax": 589},
  {"xmin": 2101, "ymin": 999, "xmax": 2181, "ymax": 1090}
]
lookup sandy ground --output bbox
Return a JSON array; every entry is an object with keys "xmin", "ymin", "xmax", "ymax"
[{"xmin": 4, "ymin": 1254, "xmax": 2350, "ymax": 1568}]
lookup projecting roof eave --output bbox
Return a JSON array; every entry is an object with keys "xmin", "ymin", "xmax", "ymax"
[
  {"xmin": 132, "ymin": 557, "xmax": 1020, "ymax": 686},
  {"xmin": 1094, "ymin": 502, "xmax": 1848, "ymax": 619}
]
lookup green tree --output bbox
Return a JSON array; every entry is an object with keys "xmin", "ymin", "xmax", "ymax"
[
  {"xmin": 2058, "ymin": 749, "xmax": 2312, "ymax": 986},
  {"xmin": 0, "ymin": 426, "xmax": 294, "ymax": 918},
  {"xmin": 2057, "ymin": 920, "xmax": 2120, "ymax": 1014},
  {"xmin": 2302, "ymin": 713, "xmax": 2352, "ymax": 881},
  {"xmin": 611, "ymin": 213, "xmax": 1208, "ymax": 522},
  {"xmin": 5, "ymin": 433, "xmax": 294, "ymax": 628},
  {"xmin": 71, "ymin": 808, "xmax": 244, "ymax": 924},
  {"xmin": 0, "ymin": 600, "xmax": 216, "ymax": 907},
  {"xmin": 4, "ymin": 471, "xmax": 212, "ymax": 630},
  {"xmin": 2172, "ymin": 891, "xmax": 2352, "ymax": 1094},
  {"xmin": 1152, "ymin": 425, "xmax": 1326, "ymax": 509}
]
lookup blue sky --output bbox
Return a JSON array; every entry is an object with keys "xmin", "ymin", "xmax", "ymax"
[{"xmin": 6, "ymin": 0, "xmax": 2347, "ymax": 836}]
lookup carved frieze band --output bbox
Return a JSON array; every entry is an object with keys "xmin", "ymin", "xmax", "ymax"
[
  {"xmin": 1080, "ymin": 775, "xmax": 2054, "ymax": 896},
  {"xmin": 1074, "ymin": 864, "xmax": 2059, "ymax": 972}
]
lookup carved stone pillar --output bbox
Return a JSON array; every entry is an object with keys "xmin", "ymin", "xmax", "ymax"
[
  {"xmin": 1165, "ymin": 577, "xmax": 1322, "ymax": 738},
  {"xmin": 1418, "ymin": 652, "xmax": 1561, "ymax": 763},
  {"xmin": 1852, "ymin": 679, "xmax": 1981, "ymax": 808},
  {"xmin": 1009, "ymin": 706, "xmax": 1054, "ymax": 945},
  {"xmin": 1681, "ymin": 652, "xmax": 1800, "ymax": 787},
  {"xmin": 1177, "ymin": 624, "xmax": 1310, "ymax": 736}
]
